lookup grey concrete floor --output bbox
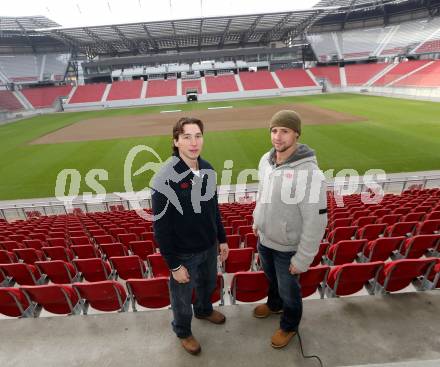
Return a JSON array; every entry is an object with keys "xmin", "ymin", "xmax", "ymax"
[{"xmin": 0, "ymin": 291, "xmax": 439, "ymax": 367}]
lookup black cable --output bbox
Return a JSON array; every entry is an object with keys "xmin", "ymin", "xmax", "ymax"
[{"xmin": 297, "ymin": 331, "xmax": 324, "ymax": 367}]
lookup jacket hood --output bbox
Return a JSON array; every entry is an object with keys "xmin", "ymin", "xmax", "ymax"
[{"xmin": 269, "ymin": 143, "xmax": 316, "ymax": 167}]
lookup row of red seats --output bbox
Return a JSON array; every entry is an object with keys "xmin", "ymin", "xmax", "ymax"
[{"xmin": 2, "ymin": 257, "xmax": 439, "ymax": 318}]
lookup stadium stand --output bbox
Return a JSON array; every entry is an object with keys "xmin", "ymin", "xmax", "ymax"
[
  {"xmin": 0, "ymin": 53, "xmax": 69, "ymax": 84},
  {"xmin": 393, "ymin": 60, "xmax": 440, "ymax": 87},
  {"xmin": 0, "ymin": 90, "xmax": 23, "ymax": 111},
  {"xmin": 205, "ymin": 75, "xmax": 239, "ymax": 93},
  {"xmin": 145, "ymin": 79, "xmax": 177, "ymax": 98},
  {"xmin": 68, "ymin": 83, "xmax": 107, "ymax": 103},
  {"xmin": 372, "ymin": 60, "xmax": 432, "ymax": 86},
  {"xmin": 238, "ymin": 71, "xmax": 277, "ymax": 90},
  {"xmin": 309, "ymin": 65, "xmax": 341, "ymax": 86},
  {"xmin": 21, "ymin": 85, "xmax": 72, "ymax": 108},
  {"xmin": 106, "ymin": 80, "xmax": 143, "ymax": 101},
  {"xmin": 274, "ymin": 68, "xmax": 317, "ymax": 88},
  {"xmin": 345, "ymin": 63, "xmax": 390, "ymax": 86},
  {"xmin": 181, "ymin": 79, "xmax": 202, "ymax": 94}
]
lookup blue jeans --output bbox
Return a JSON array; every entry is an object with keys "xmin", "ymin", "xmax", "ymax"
[
  {"xmin": 169, "ymin": 245, "xmax": 218, "ymax": 338},
  {"xmin": 258, "ymin": 240, "xmax": 303, "ymax": 332}
]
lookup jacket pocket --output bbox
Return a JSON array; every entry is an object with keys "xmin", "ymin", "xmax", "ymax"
[{"xmin": 263, "ymin": 220, "xmax": 289, "ymax": 245}]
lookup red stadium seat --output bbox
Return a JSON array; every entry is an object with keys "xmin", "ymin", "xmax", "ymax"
[
  {"xmin": 0, "ymin": 263, "xmax": 44, "ymax": 286},
  {"xmin": 71, "ymin": 244, "xmax": 100, "ymax": 259},
  {"xmin": 230, "ymin": 271, "xmax": 269, "ymax": 304},
  {"xmin": 21, "ymin": 284, "xmax": 82, "ymax": 315},
  {"xmin": 73, "ymin": 258, "xmax": 112, "ymax": 282},
  {"xmin": 360, "ymin": 236, "xmax": 405, "ymax": 262},
  {"xmin": 298, "ymin": 265, "xmax": 330, "ymax": 298},
  {"xmin": 0, "ymin": 288, "xmax": 34, "ymax": 317},
  {"xmin": 147, "ymin": 253, "xmax": 169, "ymax": 278},
  {"xmin": 375, "ymin": 258, "xmax": 436, "ymax": 294},
  {"xmin": 110, "ymin": 255, "xmax": 148, "ymax": 280},
  {"xmin": 35, "ymin": 260, "xmax": 79, "ymax": 284},
  {"xmin": 128, "ymin": 240, "xmax": 155, "ymax": 260},
  {"xmin": 326, "ymin": 261, "xmax": 384, "ymax": 297},
  {"xmin": 223, "ymin": 248, "xmax": 254, "ymax": 273},
  {"xmin": 73, "ymin": 280, "xmax": 129, "ymax": 314},
  {"xmin": 126, "ymin": 277, "xmax": 170, "ymax": 311},
  {"xmin": 325, "ymin": 239, "xmax": 367, "ymax": 266}
]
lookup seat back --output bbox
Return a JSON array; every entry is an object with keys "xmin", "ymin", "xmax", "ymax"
[
  {"xmin": 147, "ymin": 253, "xmax": 169, "ymax": 277},
  {"xmin": 327, "ymin": 239, "xmax": 367, "ymax": 265},
  {"xmin": 230, "ymin": 271, "xmax": 269, "ymax": 303},
  {"xmin": 126, "ymin": 277, "xmax": 170, "ymax": 309},
  {"xmin": 128, "ymin": 240, "xmax": 155, "ymax": 260},
  {"xmin": 378, "ymin": 258, "xmax": 436, "ymax": 292},
  {"xmin": 21, "ymin": 284, "xmax": 80, "ymax": 315},
  {"xmin": 71, "ymin": 236, "xmax": 91, "ymax": 246},
  {"xmin": 42, "ymin": 246, "xmax": 74, "ymax": 262},
  {"xmin": 298, "ymin": 265, "xmax": 330, "ymax": 298},
  {"xmin": 73, "ymin": 280, "xmax": 128, "ymax": 312},
  {"xmin": 400, "ymin": 234, "xmax": 440, "ymax": 259},
  {"xmin": 365, "ymin": 236, "xmax": 405, "ymax": 262},
  {"xmin": 110, "ymin": 255, "xmax": 146, "ymax": 280},
  {"xmin": 0, "ymin": 288, "xmax": 31, "ymax": 317},
  {"xmin": 224, "ymin": 248, "xmax": 254, "ymax": 273},
  {"xmin": 226, "ymin": 234, "xmax": 240, "ymax": 249},
  {"xmin": 73, "ymin": 258, "xmax": 111, "ymax": 282},
  {"xmin": 0, "ymin": 263, "xmax": 41, "ymax": 285},
  {"xmin": 327, "ymin": 261, "xmax": 383, "ymax": 296},
  {"xmin": 71, "ymin": 245, "xmax": 100, "ymax": 259},
  {"xmin": 35, "ymin": 260, "xmax": 76, "ymax": 284},
  {"xmin": 357, "ymin": 224, "xmax": 387, "ymax": 241},
  {"xmin": 244, "ymin": 233, "xmax": 258, "ymax": 251}
]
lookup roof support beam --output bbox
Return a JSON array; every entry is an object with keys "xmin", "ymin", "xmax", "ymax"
[
  {"xmin": 171, "ymin": 21, "xmax": 180, "ymax": 52},
  {"xmin": 112, "ymin": 26, "xmax": 138, "ymax": 54},
  {"xmin": 260, "ymin": 13, "xmax": 292, "ymax": 44},
  {"xmin": 240, "ymin": 15, "xmax": 263, "ymax": 46},
  {"xmin": 142, "ymin": 25, "xmax": 159, "ymax": 52},
  {"xmin": 218, "ymin": 19, "xmax": 232, "ymax": 49},
  {"xmin": 83, "ymin": 28, "xmax": 118, "ymax": 54}
]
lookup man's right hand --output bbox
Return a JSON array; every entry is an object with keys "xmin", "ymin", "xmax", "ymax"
[{"xmin": 172, "ymin": 266, "xmax": 190, "ymax": 283}]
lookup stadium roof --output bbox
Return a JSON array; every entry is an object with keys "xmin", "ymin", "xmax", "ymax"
[
  {"xmin": 0, "ymin": 16, "xmax": 59, "ymax": 32},
  {"xmin": 38, "ymin": 8, "xmax": 336, "ymax": 56},
  {"xmin": 314, "ymin": 0, "xmax": 411, "ymax": 8}
]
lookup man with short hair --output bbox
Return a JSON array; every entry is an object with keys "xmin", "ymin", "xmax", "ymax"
[
  {"xmin": 152, "ymin": 117, "xmax": 229, "ymax": 355},
  {"xmin": 252, "ymin": 110, "xmax": 327, "ymax": 348}
]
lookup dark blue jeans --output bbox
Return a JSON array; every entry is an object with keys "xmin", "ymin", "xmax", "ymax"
[
  {"xmin": 258, "ymin": 240, "xmax": 303, "ymax": 332},
  {"xmin": 169, "ymin": 244, "xmax": 217, "ymax": 338}
]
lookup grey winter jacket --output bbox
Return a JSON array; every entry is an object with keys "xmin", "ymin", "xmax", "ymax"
[{"xmin": 253, "ymin": 144, "xmax": 328, "ymax": 273}]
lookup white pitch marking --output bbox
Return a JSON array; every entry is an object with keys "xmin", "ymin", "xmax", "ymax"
[
  {"xmin": 160, "ymin": 109, "xmax": 182, "ymax": 113},
  {"xmin": 207, "ymin": 106, "xmax": 233, "ymax": 110}
]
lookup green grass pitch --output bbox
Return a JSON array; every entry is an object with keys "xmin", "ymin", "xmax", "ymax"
[{"xmin": 0, "ymin": 93, "xmax": 439, "ymax": 200}]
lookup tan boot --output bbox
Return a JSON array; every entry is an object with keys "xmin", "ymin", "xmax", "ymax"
[
  {"xmin": 180, "ymin": 335, "xmax": 201, "ymax": 355},
  {"xmin": 253, "ymin": 304, "xmax": 283, "ymax": 318},
  {"xmin": 271, "ymin": 329, "xmax": 296, "ymax": 349},
  {"xmin": 195, "ymin": 310, "xmax": 226, "ymax": 324}
]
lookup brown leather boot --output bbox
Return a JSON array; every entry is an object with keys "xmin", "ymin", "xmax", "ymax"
[
  {"xmin": 195, "ymin": 310, "xmax": 226, "ymax": 324},
  {"xmin": 253, "ymin": 304, "xmax": 283, "ymax": 318},
  {"xmin": 271, "ymin": 329, "xmax": 296, "ymax": 349},
  {"xmin": 180, "ymin": 335, "xmax": 201, "ymax": 355}
]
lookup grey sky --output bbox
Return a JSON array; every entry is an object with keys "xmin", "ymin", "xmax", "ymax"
[{"xmin": 3, "ymin": 0, "xmax": 321, "ymax": 28}]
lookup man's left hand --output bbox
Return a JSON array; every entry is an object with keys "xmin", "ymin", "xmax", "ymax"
[
  {"xmin": 219, "ymin": 243, "xmax": 229, "ymax": 262},
  {"xmin": 289, "ymin": 264, "xmax": 301, "ymax": 275}
]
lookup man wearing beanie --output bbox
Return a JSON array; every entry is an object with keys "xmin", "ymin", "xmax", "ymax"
[{"xmin": 252, "ymin": 110, "xmax": 328, "ymax": 348}]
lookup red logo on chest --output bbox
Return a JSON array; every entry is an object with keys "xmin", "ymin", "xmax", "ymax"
[{"xmin": 180, "ymin": 182, "xmax": 190, "ymax": 189}]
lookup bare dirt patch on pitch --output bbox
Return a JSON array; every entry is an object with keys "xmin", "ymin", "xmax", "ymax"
[{"xmin": 31, "ymin": 103, "xmax": 365, "ymax": 144}]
